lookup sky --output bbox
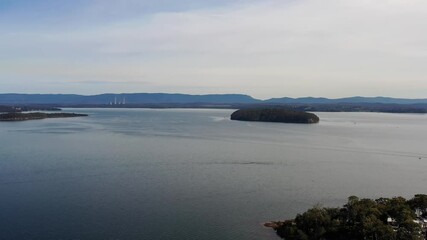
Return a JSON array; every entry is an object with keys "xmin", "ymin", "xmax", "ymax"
[{"xmin": 1, "ymin": 0, "xmax": 426, "ymax": 99}]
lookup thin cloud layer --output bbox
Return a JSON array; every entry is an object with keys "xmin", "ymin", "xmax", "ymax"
[{"xmin": 1, "ymin": 0, "xmax": 426, "ymax": 98}]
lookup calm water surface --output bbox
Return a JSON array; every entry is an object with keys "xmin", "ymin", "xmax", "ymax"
[{"xmin": 1, "ymin": 109, "xmax": 426, "ymax": 240}]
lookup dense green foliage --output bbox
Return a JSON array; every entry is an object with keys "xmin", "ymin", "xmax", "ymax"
[
  {"xmin": 272, "ymin": 195, "xmax": 427, "ymax": 240},
  {"xmin": 230, "ymin": 108, "xmax": 319, "ymax": 124},
  {"xmin": 0, "ymin": 112, "xmax": 87, "ymax": 121}
]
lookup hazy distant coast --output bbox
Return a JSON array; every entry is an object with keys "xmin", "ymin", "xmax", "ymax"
[
  {"xmin": 0, "ymin": 93, "xmax": 426, "ymax": 113},
  {"xmin": 0, "ymin": 93, "xmax": 427, "ymax": 105}
]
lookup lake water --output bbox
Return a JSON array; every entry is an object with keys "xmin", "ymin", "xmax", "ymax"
[{"xmin": 1, "ymin": 109, "xmax": 426, "ymax": 240}]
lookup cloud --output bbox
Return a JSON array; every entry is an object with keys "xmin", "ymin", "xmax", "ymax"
[{"xmin": 1, "ymin": 0, "xmax": 426, "ymax": 98}]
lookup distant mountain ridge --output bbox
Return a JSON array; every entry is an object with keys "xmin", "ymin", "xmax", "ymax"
[
  {"xmin": 0, "ymin": 93, "xmax": 260, "ymax": 105},
  {"xmin": 0, "ymin": 93, "xmax": 426, "ymax": 105},
  {"xmin": 265, "ymin": 96, "xmax": 427, "ymax": 104}
]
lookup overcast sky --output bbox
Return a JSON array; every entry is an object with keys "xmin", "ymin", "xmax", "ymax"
[{"xmin": 1, "ymin": 0, "xmax": 426, "ymax": 99}]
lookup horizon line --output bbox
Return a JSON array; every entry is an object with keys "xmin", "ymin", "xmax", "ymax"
[{"xmin": 0, "ymin": 92, "xmax": 426, "ymax": 101}]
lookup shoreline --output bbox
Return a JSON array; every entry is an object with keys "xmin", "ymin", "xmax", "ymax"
[{"xmin": 0, "ymin": 112, "xmax": 88, "ymax": 121}]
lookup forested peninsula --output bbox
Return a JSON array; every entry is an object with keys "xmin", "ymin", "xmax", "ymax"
[
  {"xmin": 0, "ymin": 112, "xmax": 88, "ymax": 121},
  {"xmin": 231, "ymin": 108, "xmax": 319, "ymax": 124},
  {"xmin": 265, "ymin": 194, "xmax": 427, "ymax": 240}
]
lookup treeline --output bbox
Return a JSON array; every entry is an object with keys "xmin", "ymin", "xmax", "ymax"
[
  {"xmin": 270, "ymin": 194, "xmax": 427, "ymax": 240},
  {"xmin": 0, "ymin": 112, "xmax": 87, "ymax": 121}
]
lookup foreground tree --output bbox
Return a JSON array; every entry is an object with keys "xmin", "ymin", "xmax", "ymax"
[
  {"xmin": 270, "ymin": 194, "xmax": 426, "ymax": 240},
  {"xmin": 408, "ymin": 194, "xmax": 427, "ymax": 217}
]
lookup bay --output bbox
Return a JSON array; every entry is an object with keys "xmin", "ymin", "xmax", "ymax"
[{"xmin": 0, "ymin": 108, "xmax": 426, "ymax": 240}]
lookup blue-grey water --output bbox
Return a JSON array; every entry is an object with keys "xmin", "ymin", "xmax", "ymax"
[{"xmin": 1, "ymin": 108, "xmax": 426, "ymax": 240}]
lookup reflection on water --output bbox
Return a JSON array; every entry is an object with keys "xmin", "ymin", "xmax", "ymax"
[{"xmin": 0, "ymin": 109, "xmax": 426, "ymax": 240}]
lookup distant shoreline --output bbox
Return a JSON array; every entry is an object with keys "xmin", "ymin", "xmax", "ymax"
[
  {"xmin": 0, "ymin": 93, "xmax": 426, "ymax": 113},
  {"xmin": 0, "ymin": 112, "xmax": 88, "ymax": 121},
  {"xmin": 61, "ymin": 103, "xmax": 427, "ymax": 113},
  {"xmin": 1, "ymin": 102, "xmax": 427, "ymax": 114}
]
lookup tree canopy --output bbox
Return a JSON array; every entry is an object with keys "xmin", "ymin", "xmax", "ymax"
[{"xmin": 271, "ymin": 194, "xmax": 427, "ymax": 240}]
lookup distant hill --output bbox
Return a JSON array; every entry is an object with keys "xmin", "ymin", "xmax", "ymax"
[
  {"xmin": 0, "ymin": 93, "xmax": 260, "ymax": 105},
  {"xmin": 0, "ymin": 93, "xmax": 426, "ymax": 106},
  {"xmin": 265, "ymin": 96, "xmax": 427, "ymax": 104}
]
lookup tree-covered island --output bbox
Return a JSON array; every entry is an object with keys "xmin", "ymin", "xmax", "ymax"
[
  {"xmin": 265, "ymin": 194, "xmax": 427, "ymax": 240},
  {"xmin": 0, "ymin": 112, "xmax": 88, "ymax": 121},
  {"xmin": 231, "ymin": 108, "xmax": 319, "ymax": 124}
]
